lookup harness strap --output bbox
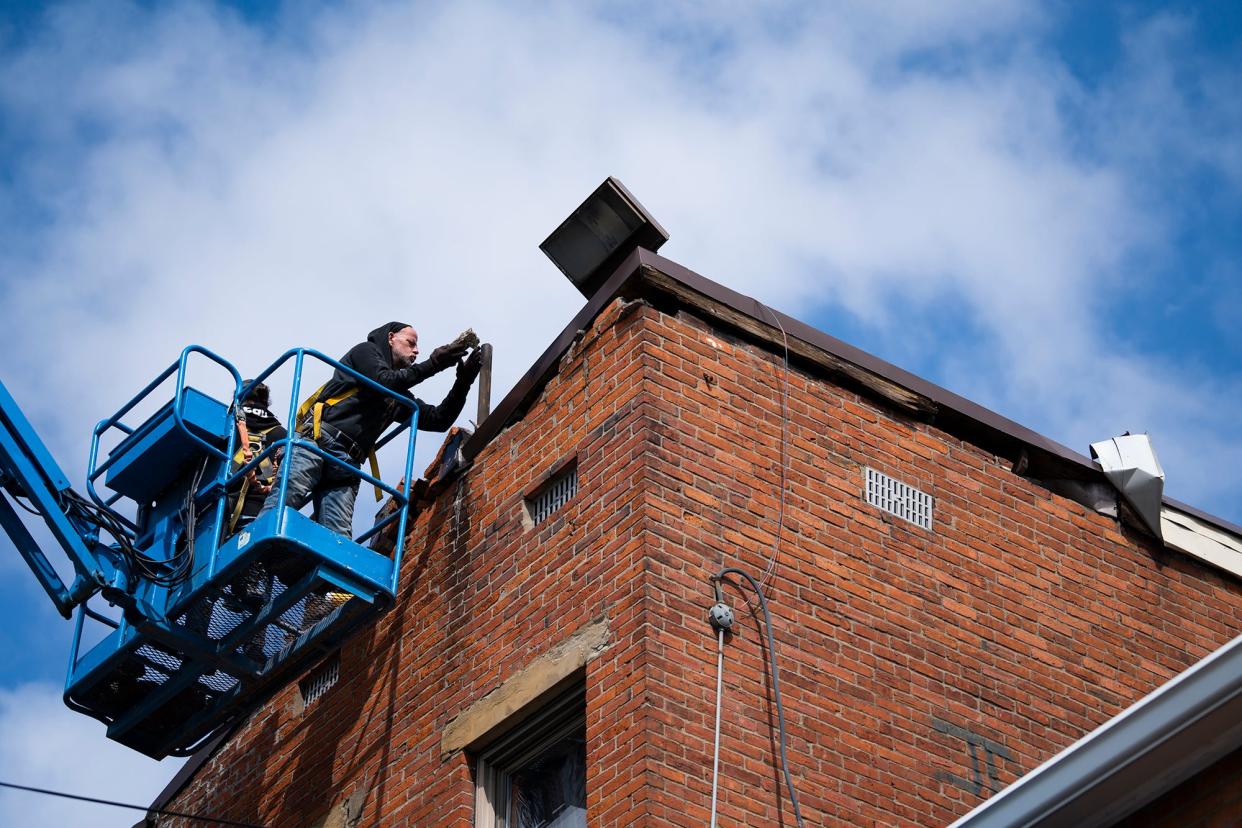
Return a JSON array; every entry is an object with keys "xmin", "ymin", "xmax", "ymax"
[
  {"xmin": 297, "ymin": 384, "xmax": 385, "ymax": 501},
  {"xmin": 368, "ymin": 450, "xmax": 383, "ymax": 502},
  {"xmin": 228, "ymin": 478, "xmax": 250, "ymax": 534},
  {"xmin": 295, "ymin": 384, "xmax": 325, "ymax": 435},
  {"xmin": 302, "ymin": 386, "xmax": 361, "ymax": 439}
]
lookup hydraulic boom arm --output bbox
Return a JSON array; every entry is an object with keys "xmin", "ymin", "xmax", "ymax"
[
  {"xmin": 0, "ymin": 379, "xmax": 120, "ymax": 617},
  {"xmin": 0, "ymin": 345, "xmax": 420, "ymax": 759}
]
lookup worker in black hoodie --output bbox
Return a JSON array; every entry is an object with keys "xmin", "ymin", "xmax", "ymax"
[{"xmin": 256, "ymin": 321, "xmax": 481, "ymax": 537}]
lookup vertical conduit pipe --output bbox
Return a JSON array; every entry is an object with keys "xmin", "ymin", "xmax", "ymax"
[{"xmin": 709, "ymin": 626, "xmax": 725, "ymax": 828}]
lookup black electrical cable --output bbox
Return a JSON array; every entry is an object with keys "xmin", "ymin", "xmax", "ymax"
[
  {"xmin": 714, "ymin": 566, "xmax": 806, "ymax": 828},
  {"xmin": 58, "ymin": 486, "xmax": 196, "ymax": 588},
  {"xmin": 59, "ymin": 490, "xmax": 149, "ymax": 579},
  {"xmin": 174, "ymin": 456, "xmax": 210, "ymax": 584},
  {"xmin": 755, "ymin": 303, "xmax": 790, "ymax": 589},
  {"xmin": 0, "ymin": 780, "xmax": 265, "ymax": 827},
  {"xmin": 59, "ymin": 489, "xmax": 136, "ymax": 555},
  {"xmin": 6, "ymin": 442, "xmax": 203, "ymax": 591},
  {"xmin": 11, "ymin": 494, "xmax": 43, "ymax": 516}
]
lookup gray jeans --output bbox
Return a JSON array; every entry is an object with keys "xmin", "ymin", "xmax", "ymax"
[{"xmin": 256, "ymin": 430, "xmax": 360, "ymax": 537}]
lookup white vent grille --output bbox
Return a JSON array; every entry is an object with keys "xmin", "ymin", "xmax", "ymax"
[
  {"xmin": 865, "ymin": 467, "xmax": 933, "ymax": 530},
  {"xmin": 528, "ymin": 464, "xmax": 578, "ymax": 526},
  {"xmin": 299, "ymin": 655, "xmax": 339, "ymax": 708}
]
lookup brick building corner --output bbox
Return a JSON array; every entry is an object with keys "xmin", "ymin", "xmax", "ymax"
[{"xmin": 147, "ymin": 250, "xmax": 1242, "ymax": 827}]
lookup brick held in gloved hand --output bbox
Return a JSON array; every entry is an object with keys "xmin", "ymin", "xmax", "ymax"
[
  {"xmin": 429, "ymin": 329, "xmax": 480, "ymax": 367},
  {"xmin": 448, "ymin": 328, "xmax": 480, "ymax": 351}
]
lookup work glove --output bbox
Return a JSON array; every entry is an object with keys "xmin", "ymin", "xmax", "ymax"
[
  {"xmin": 455, "ymin": 347, "xmax": 483, "ymax": 385},
  {"xmin": 428, "ymin": 329, "xmax": 480, "ymax": 370}
]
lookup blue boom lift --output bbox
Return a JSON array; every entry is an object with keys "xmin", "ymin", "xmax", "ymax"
[{"xmin": 0, "ymin": 346, "xmax": 419, "ymax": 759}]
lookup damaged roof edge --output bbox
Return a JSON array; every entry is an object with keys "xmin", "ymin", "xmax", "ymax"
[
  {"xmin": 1164, "ymin": 495, "xmax": 1242, "ymax": 538},
  {"xmin": 463, "ymin": 246, "xmax": 648, "ymax": 461},
  {"xmin": 464, "ymin": 247, "xmax": 1242, "ymax": 544}
]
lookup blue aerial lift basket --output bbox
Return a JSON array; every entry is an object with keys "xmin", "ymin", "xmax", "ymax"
[{"xmin": 0, "ymin": 345, "xmax": 419, "ymax": 758}]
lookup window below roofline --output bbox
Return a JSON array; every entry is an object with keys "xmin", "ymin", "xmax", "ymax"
[{"xmin": 473, "ymin": 679, "xmax": 587, "ymax": 828}]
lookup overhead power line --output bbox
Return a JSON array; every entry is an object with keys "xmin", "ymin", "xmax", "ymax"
[{"xmin": 0, "ymin": 780, "xmax": 265, "ymax": 828}]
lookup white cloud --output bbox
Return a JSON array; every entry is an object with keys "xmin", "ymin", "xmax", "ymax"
[
  {"xmin": 0, "ymin": 0, "xmax": 1237, "ymax": 613},
  {"xmin": 0, "ymin": 682, "xmax": 184, "ymax": 828},
  {"xmin": 0, "ymin": 1, "xmax": 1239, "ymax": 819},
  {"xmin": 0, "ymin": 1, "xmax": 1235, "ymax": 507}
]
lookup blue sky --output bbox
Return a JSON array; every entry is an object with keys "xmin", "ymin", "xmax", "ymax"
[{"xmin": 0, "ymin": 1, "xmax": 1239, "ymax": 824}]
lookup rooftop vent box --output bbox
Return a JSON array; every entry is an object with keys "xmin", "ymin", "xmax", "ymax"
[{"xmin": 540, "ymin": 176, "xmax": 669, "ymax": 298}]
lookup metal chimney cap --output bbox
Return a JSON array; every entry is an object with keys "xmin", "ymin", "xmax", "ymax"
[
  {"xmin": 540, "ymin": 177, "xmax": 669, "ymax": 299},
  {"xmin": 1090, "ymin": 433, "xmax": 1165, "ymax": 539}
]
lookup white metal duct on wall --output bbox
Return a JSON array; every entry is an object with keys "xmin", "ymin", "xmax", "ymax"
[{"xmin": 1089, "ymin": 434, "xmax": 1165, "ymax": 540}]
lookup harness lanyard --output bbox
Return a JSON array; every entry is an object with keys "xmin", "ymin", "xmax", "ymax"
[{"xmin": 229, "ymin": 415, "xmax": 253, "ymax": 533}]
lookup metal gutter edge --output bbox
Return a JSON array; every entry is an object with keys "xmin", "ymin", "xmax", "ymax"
[{"xmin": 948, "ymin": 632, "xmax": 1242, "ymax": 828}]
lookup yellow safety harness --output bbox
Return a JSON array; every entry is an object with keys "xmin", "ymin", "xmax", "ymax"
[
  {"xmin": 295, "ymin": 384, "xmax": 384, "ymax": 502},
  {"xmin": 228, "ymin": 417, "xmax": 282, "ymax": 532}
]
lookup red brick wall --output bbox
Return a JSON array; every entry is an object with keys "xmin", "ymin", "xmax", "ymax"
[
  {"xmin": 164, "ymin": 295, "xmax": 1242, "ymax": 827},
  {"xmin": 162, "ymin": 297, "xmax": 661, "ymax": 827},
  {"xmin": 635, "ymin": 303, "xmax": 1241, "ymax": 826}
]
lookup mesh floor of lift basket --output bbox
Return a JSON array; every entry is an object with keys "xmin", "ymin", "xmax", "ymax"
[{"xmin": 67, "ymin": 538, "xmax": 380, "ymax": 758}]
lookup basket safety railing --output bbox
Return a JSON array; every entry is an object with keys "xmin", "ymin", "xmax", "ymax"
[{"xmin": 67, "ymin": 345, "xmax": 419, "ymax": 707}]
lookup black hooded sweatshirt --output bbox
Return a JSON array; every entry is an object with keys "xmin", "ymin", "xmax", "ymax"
[{"xmin": 315, "ymin": 322, "xmax": 468, "ymax": 456}]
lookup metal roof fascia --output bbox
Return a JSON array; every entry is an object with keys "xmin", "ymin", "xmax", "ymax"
[
  {"xmin": 635, "ymin": 249, "xmax": 1092, "ymax": 469},
  {"xmin": 632, "ymin": 250, "xmax": 1242, "ymax": 540},
  {"xmin": 1164, "ymin": 496, "xmax": 1242, "ymax": 538},
  {"xmin": 1161, "ymin": 505, "xmax": 1242, "ymax": 580},
  {"xmin": 948, "ymin": 633, "xmax": 1242, "ymax": 828},
  {"xmin": 460, "ymin": 244, "xmax": 1240, "ymax": 545}
]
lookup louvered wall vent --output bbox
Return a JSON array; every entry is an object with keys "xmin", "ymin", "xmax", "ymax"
[
  {"xmin": 299, "ymin": 654, "xmax": 340, "ymax": 708},
  {"xmin": 865, "ymin": 467, "xmax": 933, "ymax": 530},
  {"xmin": 527, "ymin": 462, "xmax": 578, "ymax": 526}
]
